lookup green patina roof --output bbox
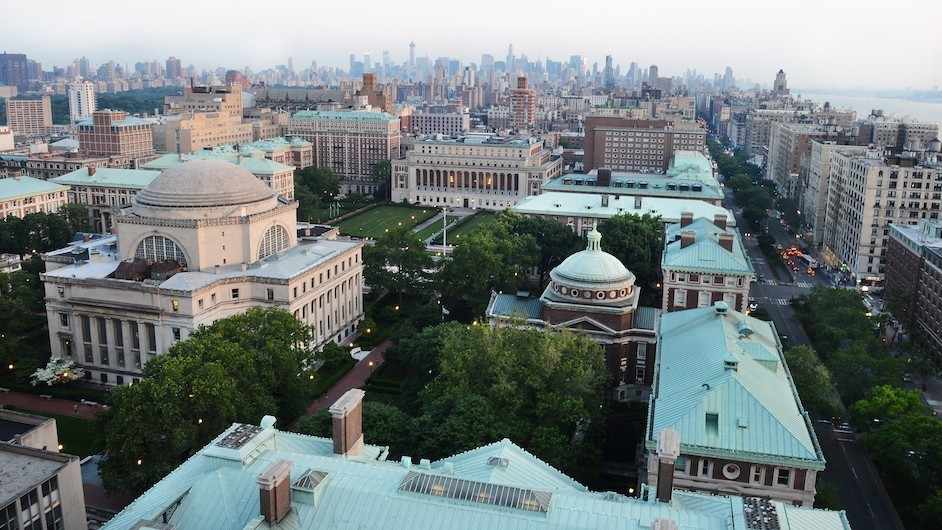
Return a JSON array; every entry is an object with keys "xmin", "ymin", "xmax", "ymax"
[
  {"xmin": 662, "ymin": 218, "xmax": 754, "ymax": 275},
  {"xmin": 488, "ymin": 293, "xmax": 545, "ymax": 320},
  {"xmin": 513, "ymin": 192, "xmax": 734, "ymax": 226},
  {"xmin": 141, "ymin": 153, "xmax": 293, "ymax": 175},
  {"xmin": 291, "ymin": 110, "xmax": 396, "ymax": 122},
  {"xmin": 50, "ymin": 168, "xmax": 160, "ymax": 189},
  {"xmin": 0, "ymin": 176, "xmax": 69, "ymax": 201},
  {"xmin": 100, "ymin": 419, "xmax": 848, "ymax": 530},
  {"xmin": 648, "ymin": 305, "xmax": 825, "ymax": 468}
]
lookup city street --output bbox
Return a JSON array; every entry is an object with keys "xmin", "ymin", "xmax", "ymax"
[{"xmin": 723, "ymin": 185, "xmax": 903, "ymax": 530}]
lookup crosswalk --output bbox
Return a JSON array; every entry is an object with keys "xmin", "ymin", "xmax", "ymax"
[
  {"xmin": 795, "ymin": 282, "xmax": 814, "ymax": 288},
  {"xmin": 754, "ymin": 297, "xmax": 791, "ymax": 306},
  {"xmin": 761, "ymin": 279, "xmax": 776, "ymax": 285}
]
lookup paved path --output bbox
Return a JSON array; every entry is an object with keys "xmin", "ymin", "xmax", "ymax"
[
  {"xmin": 0, "ymin": 389, "xmax": 107, "ymax": 419},
  {"xmin": 303, "ymin": 338, "xmax": 392, "ymax": 417}
]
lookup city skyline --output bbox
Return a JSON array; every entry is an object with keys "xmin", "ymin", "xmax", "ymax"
[{"xmin": 8, "ymin": 0, "xmax": 941, "ymax": 90}]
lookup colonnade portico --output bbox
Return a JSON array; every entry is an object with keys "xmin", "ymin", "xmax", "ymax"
[{"xmin": 414, "ymin": 168, "xmax": 522, "ymax": 193}]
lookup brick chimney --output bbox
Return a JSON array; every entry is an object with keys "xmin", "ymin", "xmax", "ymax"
[
  {"xmin": 680, "ymin": 211, "xmax": 693, "ymax": 227},
  {"xmin": 597, "ymin": 168, "xmax": 612, "ymax": 187},
  {"xmin": 655, "ymin": 428, "xmax": 680, "ymax": 503},
  {"xmin": 329, "ymin": 389, "xmax": 365, "ymax": 457},
  {"xmin": 256, "ymin": 459, "xmax": 292, "ymax": 524},
  {"xmin": 718, "ymin": 233, "xmax": 734, "ymax": 252},
  {"xmin": 680, "ymin": 230, "xmax": 696, "ymax": 249},
  {"xmin": 713, "ymin": 213, "xmax": 727, "ymax": 230}
]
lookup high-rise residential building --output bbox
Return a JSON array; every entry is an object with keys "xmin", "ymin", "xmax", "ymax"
[
  {"xmin": 289, "ymin": 110, "xmax": 400, "ymax": 194},
  {"xmin": 409, "ymin": 108, "xmax": 470, "ymax": 136},
  {"xmin": 152, "ymin": 111, "xmax": 254, "ymax": 154},
  {"xmin": 603, "ymin": 55, "xmax": 615, "ymax": 90},
  {"xmin": 68, "ymin": 79, "xmax": 96, "ymax": 123},
  {"xmin": 822, "ymin": 146, "xmax": 942, "ymax": 285},
  {"xmin": 5, "ymin": 96, "xmax": 53, "ymax": 135},
  {"xmin": 885, "ymin": 219, "xmax": 942, "ymax": 359},
  {"xmin": 0, "ymin": 53, "xmax": 29, "ymax": 92},
  {"xmin": 509, "ymin": 76, "xmax": 536, "ymax": 130},
  {"xmin": 358, "ymin": 73, "xmax": 392, "ymax": 112},
  {"xmin": 804, "ymin": 142, "xmax": 870, "ymax": 245},
  {"xmin": 164, "ymin": 84, "xmax": 243, "ymax": 119},
  {"xmin": 661, "ymin": 213, "xmax": 754, "ymax": 314},
  {"xmin": 409, "ymin": 41, "xmax": 416, "ymax": 68},
  {"xmin": 165, "ymin": 56, "xmax": 182, "ymax": 79},
  {"xmin": 646, "ymin": 302, "xmax": 826, "ymax": 507},
  {"xmin": 766, "ymin": 123, "xmax": 855, "ymax": 198},
  {"xmin": 77, "ymin": 110, "xmax": 155, "ymax": 160},
  {"xmin": 391, "ymin": 134, "xmax": 562, "ymax": 210},
  {"xmin": 42, "ymin": 159, "xmax": 365, "ymax": 386},
  {"xmin": 771, "ymin": 69, "xmax": 790, "ymax": 97},
  {"xmin": 583, "ymin": 116, "xmax": 707, "ymax": 173}
]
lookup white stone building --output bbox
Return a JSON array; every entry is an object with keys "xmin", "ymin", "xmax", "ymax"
[{"xmin": 42, "ymin": 159, "xmax": 364, "ymax": 386}]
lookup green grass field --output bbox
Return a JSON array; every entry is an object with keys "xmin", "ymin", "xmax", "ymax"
[
  {"xmin": 413, "ymin": 214, "xmax": 469, "ymax": 242},
  {"xmin": 4, "ymin": 406, "xmax": 99, "ymax": 457},
  {"xmin": 431, "ymin": 211, "xmax": 497, "ymax": 245},
  {"xmin": 337, "ymin": 205, "xmax": 437, "ymax": 239}
]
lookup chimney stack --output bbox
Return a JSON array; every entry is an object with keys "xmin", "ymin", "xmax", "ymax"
[
  {"xmin": 256, "ymin": 459, "xmax": 293, "ymax": 524},
  {"xmin": 655, "ymin": 428, "xmax": 680, "ymax": 504},
  {"xmin": 597, "ymin": 168, "xmax": 612, "ymax": 187},
  {"xmin": 718, "ymin": 233, "xmax": 734, "ymax": 252},
  {"xmin": 713, "ymin": 213, "xmax": 727, "ymax": 230},
  {"xmin": 680, "ymin": 230, "xmax": 696, "ymax": 249},
  {"xmin": 329, "ymin": 389, "xmax": 365, "ymax": 457},
  {"xmin": 680, "ymin": 211, "xmax": 693, "ymax": 227}
]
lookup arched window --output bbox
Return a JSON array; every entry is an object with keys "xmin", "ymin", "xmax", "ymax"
[
  {"xmin": 259, "ymin": 225, "xmax": 290, "ymax": 259},
  {"xmin": 135, "ymin": 235, "xmax": 187, "ymax": 267}
]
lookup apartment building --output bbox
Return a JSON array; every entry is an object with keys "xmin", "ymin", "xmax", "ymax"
[
  {"xmin": 77, "ymin": 110, "xmax": 155, "ymax": 160},
  {"xmin": 583, "ymin": 117, "xmax": 706, "ymax": 173},
  {"xmin": 5, "ymin": 96, "xmax": 52, "ymax": 135}
]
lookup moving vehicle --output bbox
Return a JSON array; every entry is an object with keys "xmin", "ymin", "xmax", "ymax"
[{"xmin": 800, "ymin": 253, "xmax": 818, "ymax": 269}]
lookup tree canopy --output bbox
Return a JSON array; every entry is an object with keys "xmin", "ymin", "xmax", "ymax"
[
  {"xmin": 95, "ymin": 308, "xmax": 317, "ymax": 494},
  {"xmin": 494, "ymin": 210, "xmax": 584, "ymax": 286},
  {"xmin": 370, "ymin": 160, "xmax": 392, "ymax": 200},
  {"xmin": 363, "ymin": 224, "xmax": 434, "ymax": 302},
  {"xmin": 596, "ymin": 213, "xmax": 664, "ymax": 304},
  {"xmin": 784, "ymin": 345, "xmax": 840, "ymax": 420}
]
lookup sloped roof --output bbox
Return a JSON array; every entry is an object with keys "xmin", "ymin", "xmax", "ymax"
[
  {"xmin": 662, "ymin": 217, "xmax": 754, "ymax": 275},
  {"xmin": 487, "ymin": 293, "xmax": 544, "ymax": 320},
  {"xmin": 0, "ymin": 175, "xmax": 68, "ymax": 202},
  {"xmin": 50, "ymin": 167, "xmax": 159, "ymax": 189},
  {"xmin": 648, "ymin": 305, "xmax": 824, "ymax": 468},
  {"xmin": 101, "ymin": 419, "xmax": 848, "ymax": 530},
  {"xmin": 513, "ymin": 192, "xmax": 734, "ymax": 226}
]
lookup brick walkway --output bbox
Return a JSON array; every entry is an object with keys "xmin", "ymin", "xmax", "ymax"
[
  {"xmin": 0, "ymin": 389, "xmax": 107, "ymax": 419},
  {"xmin": 303, "ymin": 339, "xmax": 392, "ymax": 417}
]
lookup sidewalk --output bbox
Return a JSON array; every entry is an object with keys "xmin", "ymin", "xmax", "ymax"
[
  {"xmin": 303, "ymin": 338, "xmax": 392, "ymax": 417},
  {"xmin": 0, "ymin": 388, "xmax": 106, "ymax": 420}
]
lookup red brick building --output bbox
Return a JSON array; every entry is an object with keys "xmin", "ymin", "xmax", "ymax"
[
  {"xmin": 77, "ymin": 110, "xmax": 154, "ymax": 161},
  {"xmin": 583, "ymin": 116, "xmax": 706, "ymax": 173}
]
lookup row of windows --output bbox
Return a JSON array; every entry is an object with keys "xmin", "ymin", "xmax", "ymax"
[{"xmin": 680, "ymin": 458, "xmax": 794, "ymax": 488}]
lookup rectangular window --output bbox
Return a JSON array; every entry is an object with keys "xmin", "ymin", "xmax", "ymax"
[
  {"xmin": 231, "ymin": 288, "xmax": 240, "ymax": 299},
  {"xmin": 130, "ymin": 322, "xmax": 140, "ymax": 350},
  {"xmin": 59, "ymin": 313, "xmax": 69, "ymax": 327},
  {"xmin": 705, "ymin": 413, "xmax": 719, "ymax": 435},
  {"xmin": 146, "ymin": 324, "xmax": 157, "ymax": 353},
  {"xmin": 751, "ymin": 465, "xmax": 765, "ymax": 484},
  {"xmin": 698, "ymin": 291, "xmax": 712, "ymax": 308},
  {"xmin": 172, "ymin": 328, "xmax": 181, "ymax": 341},
  {"xmin": 635, "ymin": 367, "xmax": 645, "ymax": 384},
  {"xmin": 267, "ymin": 288, "xmax": 274, "ymax": 301},
  {"xmin": 673, "ymin": 289, "xmax": 687, "ymax": 307},
  {"xmin": 637, "ymin": 343, "xmax": 647, "ymax": 361},
  {"xmin": 776, "ymin": 468, "xmax": 791, "ymax": 487},
  {"xmin": 699, "ymin": 459, "xmax": 712, "ymax": 478}
]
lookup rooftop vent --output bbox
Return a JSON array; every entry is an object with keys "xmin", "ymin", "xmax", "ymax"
[
  {"xmin": 486, "ymin": 457, "xmax": 509, "ymax": 468},
  {"xmin": 714, "ymin": 301, "xmax": 729, "ymax": 315},
  {"xmin": 216, "ymin": 424, "xmax": 264, "ymax": 449}
]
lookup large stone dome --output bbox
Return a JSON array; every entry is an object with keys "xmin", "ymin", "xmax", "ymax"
[
  {"xmin": 134, "ymin": 159, "xmax": 275, "ymax": 209},
  {"xmin": 547, "ymin": 228, "xmax": 637, "ymax": 304}
]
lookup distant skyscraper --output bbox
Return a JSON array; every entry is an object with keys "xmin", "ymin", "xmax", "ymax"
[
  {"xmin": 722, "ymin": 66, "xmax": 734, "ymax": 89},
  {"xmin": 409, "ymin": 41, "xmax": 416, "ymax": 68},
  {"xmin": 771, "ymin": 69, "xmax": 790, "ymax": 96},
  {"xmin": 0, "ymin": 53, "xmax": 29, "ymax": 92},
  {"xmin": 287, "ymin": 56, "xmax": 294, "ymax": 75},
  {"xmin": 649, "ymin": 64, "xmax": 659, "ymax": 84},
  {"xmin": 165, "ymin": 56, "xmax": 182, "ymax": 79},
  {"xmin": 507, "ymin": 43, "xmax": 514, "ymax": 72},
  {"xmin": 382, "ymin": 50, "xmax": 390, "ymax": 68},
  {"xmin": 68, "ymin": 79, "xmax": 96, "ymax": 123},
  {"xmin": 78, "ymin": 56, "xmax": 91, "ymax": 79},
  {"xmin": 603, "ymin": 55, "xmax": 615, "ymax": 90},
  {"xmin": 363, "ymin": 52, "xmax": 371, "ymax": 72},
  {"xmin": 349, "ymin": 54, "xmax": 356, "ymax": 74}
]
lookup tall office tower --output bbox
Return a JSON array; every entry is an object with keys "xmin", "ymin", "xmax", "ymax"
[
  {"xmin": 363, "ymin": 52, "xmax": 371, "ymax": 73},
  {"xmin": 349, "ymin": 54, "xmax": 356, "ymax": 74},
  {"xmin": 287, "ymin": 56, "xmax": 294, "ymax": 75},
  {"xmin": 771, "ymin": 69, "xmax": 789, "ymax": 96},
  {"xmin": 649, "ymin": 64, "xmax": 659, "ymax": 84},
  {"xmin": 603, "ymin": 55, "xmax": 615, "ymax": 90},
  {"xmin": 628, "ymin": 62, "xmax": 638, "ymax": 85},
  {"xmin": 382, "ymin": 50, "xmax": 390, "ymax": 68},
  {"xmin": 510, "ymin": 76, "xmax": 536, "ymax": 130},
  {"xmin": 68, "ymin": 79, "xmax": 97, "ymax": 123},
  {"xmin": 481, "ymin": 54, "xmax": 494, "ymax": 71},
  {"xmin": 0, "ymin": 53, "xmax": 29, "ymax": 92},
  {"xmin": 507, "ymin": 44, "xmax": 514, "ymax": 72},
  {"xmin": 409, "ymin": 41, "xmax": 416, "ymax": 68},
  {"xmin": 27, "ymin": 60, "xmax": 42, "ymax": 82},
  {"xmin": 78, "ymin": 56, "xmax": 91, "ymax": 79},
  {"xmin": 165, "ymin": 56, "xmax": 182, "ymax": 79},
  {"xmin": 5, "ymin": 95, "xmax": 53, "ymax": 134},
  {"xmin": 722, "ymin": 66, "xmax": 734, "ymax": 89}
]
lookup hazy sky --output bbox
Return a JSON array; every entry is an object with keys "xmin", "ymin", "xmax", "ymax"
[{"xmin": 7, "ymin": 0, "xmax": 941, "ymax": 90}]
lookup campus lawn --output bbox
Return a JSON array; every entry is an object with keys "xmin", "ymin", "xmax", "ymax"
[
  {"xmin": 336, "ymin": 205, "xmax": 437, "ymax": 239},
  {"xmin": 431, "ymin": 211, "xmax": 496, "ymax": 245}
]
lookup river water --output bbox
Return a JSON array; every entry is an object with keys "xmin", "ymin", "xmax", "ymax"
[{"xmin": 796, "ymin": 91, "xmax": 942, "ymax": 127}]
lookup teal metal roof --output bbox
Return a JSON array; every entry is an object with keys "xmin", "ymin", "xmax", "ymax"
[
  {"xmin": 0, "ymin": 154, "xmax": 29, "ymax": 162},
  {"xmin": 513, "ymin": 192, "xmax": 735, "ymax": 226},
  {"xmin": 140, "ymin": 153, "xmax": 293, "ymax": 175},
  {"xmin": 662, "ymin": 218, "xmax": 754, "ymax": 275},
  {"xmin": 648, "ymin": 305, "xmax": 824, "ymax": 468},
  {"xmin": 291, "ymin": 110, "xmax": 396, "ymax": 122},
  {"xmin": 0, "ymin": 176, "xmax": 68, "ymax": 202},
  {"xmin": 488, "ymin": 293, "xmax": 545, "ymax": 320},
  {"xmin": 101, "ymin": 419, "xmax": 849, "ymax": 530},
  {"xmin": 236, "ymin": 157, "xmax": 294, "ymax": 175},
  {"xmin": 634, "ymin": 306, "xmax": 659, "ymax": 331},
  {"xmin": 50, "ymin": 168, "xmax": 160, "ymax": 189}
]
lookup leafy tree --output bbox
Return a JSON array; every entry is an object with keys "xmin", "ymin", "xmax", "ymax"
[
  {"xmin": 866, "ymin": 414, "xmax": 942, "ymax": 506},
  {"xmin": 850, "ymin": 385, "xmax": 930, "ymax": 431},
  {"xmin": 918, "ymin": 489, "xmax": 942, "ymax": 529},
  {"xmin": 369, "ymin": 160, "xmax": 392, "ymax": 200},
  {"xmin": 363, "ymin": 224, "xmax": 434, "ymax": 303},
  {"xmin": 439, "ymin": 222, "xmax": 538, "ymax": 317},
  {"xmin": 293, "ymin": 184, "xmax": 321, "ymax": 222},
  {"xmin": 597, "ymin": 213, "xmax": 664, "ymax": 302},
  {"xmin": 96, "ymin": 308, "xmax": 317, "ymax": 494},
  {"xmin": 57, "ymin": 203, "xmax": 94, "ymax": 234},
  {"xmin": 0, "ymin": 212, "xmax": 72, "ymax": 254},
  {"xmin": 494, "ymin": 210, "xmax": 584, "ymax": 285},
  {"xmin": 728, "ymin": 174, "xmax": 754, "ymax": 191},
  {"xmin": 784, "ymin": 345, "xmax": 841, "ymax": 420},
  {"xmin": 0, "ymin": 261, "xmax": 51, "ymax": 374},
  {"xmin": 316, "ymin": 341, "xmax": 351, "ymax": 369},
  {"xmin": 413, "ymin": 394, "xmax": 513, "ymax": 458},
  {"xmin": 827, "ymin": 342, "xmax": 903, "ymax": 404},
  {"xmin": 296, "ymin": 166, "xmax": 339, "ymax": 200}
]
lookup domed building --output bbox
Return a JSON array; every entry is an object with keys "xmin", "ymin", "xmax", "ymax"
[
  {"xmin": 487, "ymin": 228, "xmax": 659, "ymax": 400},
  {"xmin": 42, "ymin": 160, "xmax": 364, "ymax": 386}
]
